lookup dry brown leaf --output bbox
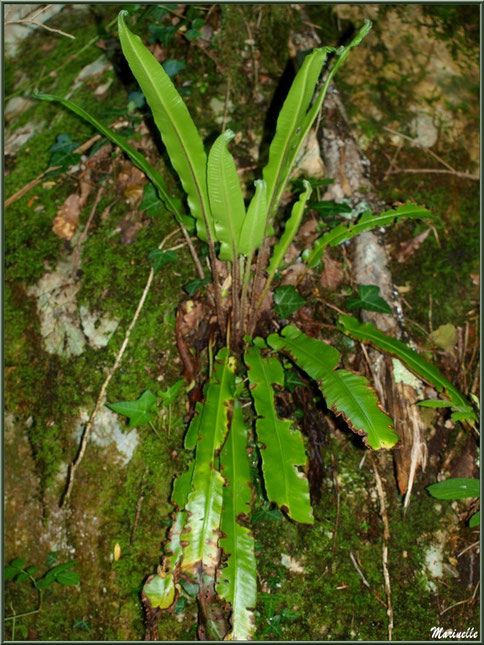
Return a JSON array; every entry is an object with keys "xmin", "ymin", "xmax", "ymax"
[
  {"xmin": 117, "ymin": 161, "xmax": 146, "ymax": 191},
  {"xmin": 52, "ymin": 193, "xmax": 81, "ymax": 240},
  {"xmin": 281, "ymin": 262, "xmax": 307, "ymax": 286},
  {"xmin": 119, "ymin": 220, "xmax": 143, "ymax": 246},
  {"xmin": 397, "ymin": 228, "xmax": 431, "ymax": 263},
  {"xmin": 79, "ymin": 167, "xmax": 93, "ymax": 207},
  {"xmin": 320, "ymin": 252, "xmax": 344, "ymax": 289},
  {"xmin": 124, "ymin": 184, "xmax": 144, "ymax": 206}
]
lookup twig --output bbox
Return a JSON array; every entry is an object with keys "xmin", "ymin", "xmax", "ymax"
[
  {"xmin": 6, "ymin": 4, "xmax": 75, "ymax": 39},
  {"xmin": 457, "ymin": 540, "xmax": 480, "ymax": 559},
  {"xmin": 330, "ymin": 452, "xmax": 340, "ymax": 556},
  {"xmin": 369, "ymin": 454, "xmax": 394, "ymax": 641},
  {"xmin": 386, "ymin": 168, "xmax": 479, "ymax": 181},
  {"xmin": 440, "ymin": 580, "xmax": 479, "ymax": 616},
  {"xmin": 383, "ymin": 126, "xmax": 457, "ymax": 173},
  {"xmin": 349, "ymin": 551, "xmax": 387, "ymax": 608},
  {"xmin": 60, "ymin": 229, "xmax": 179, "ymax": 507},
  {"xmin": 130, "ymin": 468, "xmax": 148, "ymax": 546},
  {"xmin": 382, "ymin": 141, "xmax": 403, "ymax": 182},
  {"xmin": 5, "ymin": 134, "xmax": 103, "ymax": 209},
  {"xmin": 439, "ymin": 428, "xmax": 466, "ymax": 474},
  {"xmin": 5, "ymin": 166, "xmax": 61, "ymax": 208},
  {"xmin": 72, "ymin": 185, "xmax": 105, "ymax": 276}
]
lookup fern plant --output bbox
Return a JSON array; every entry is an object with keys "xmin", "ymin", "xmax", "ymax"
[{"xmin": 35, "ymin": 11, "xmax": 477, "ymax": 640}]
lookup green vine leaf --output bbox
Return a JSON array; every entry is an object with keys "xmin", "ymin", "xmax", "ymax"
[
  {"xmin": 140, "ymin": 183, "xmax": 166, "ymax": 217},
  {"xmin": 158, "ymin": 379, "xmax": 185, "ymax": 405},
  {"xmin": 106, "ymin": 390, "xmax": 157, "ymax": 428},
  {"xmin": 469, "ymin": 511, "xmax": 480, "ymax": 528},
  {"xmin": 346, "ymin": 284, "xmax": 393, "ymax": 315},
  {"xmin": 183, "ymin": 277, "xmax": 211, "ymax": 296},
  {"xmin": 273, "ymin": 285, "xmax": 306, "ymax": 318},
  {"xmin": 245, "ymin": 345, "xmax": 314, "ymax": 524},
  {"xmin": 148, "ymin": 249, "xmax": 178, "ymax": 272}
]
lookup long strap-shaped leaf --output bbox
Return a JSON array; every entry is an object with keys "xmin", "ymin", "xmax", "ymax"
[
  {"xmin": 262, "ymin": 48, "xmax": 329, "ymax": 219},
  {"xmin": 255, "ymin": 181, "xmax": 312, "ymax": 311},
  {"xmin": 245, "ymin": 345, "xmax": 313, "ymax": 524},
  {"xmin": 267, "ymin": 181, "xmax": 312, "ymax": 276},
  {"xmin": 143, "ymin": 461, "xmax": 195, "ymax": 610},
  {"xmin": 181, "ymin": 348, "xmax": 236, "ymax": 580},
  {"xmin": 207, "ymin": 130, "xmax": 246, "ymax": 261},
  {"xmin": 303, "ymin": 204, "xmax": 432, "ymax": 268},
  {"xmin": 217, "ymin": 402, "xmax": 256, "ymax": 641},
  {"xmin": 238, "ymin": 179, "xmax": 267, "ymax": 258},
  {"xmin": 118, "ymin": 11, "xmax": 214, "ymax": 241},
  {"xmin": 338, "ymin": 315, "xmax": 477, "ymax": 422},
  {"xmin": 268, "ymin": 325, "xmax": 399, "ymax": 450},
  {"xmin": 262, "ymin": 20, "xmax": 372, "ymax": 223},
  {"xmin": 33, "ymin": 90, "xmax": 191, "ymax": 227}
]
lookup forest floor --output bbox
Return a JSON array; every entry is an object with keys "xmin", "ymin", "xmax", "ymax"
[{"xmin": 4, "ymin": 4, "xmax": 479, "ymax": 642}]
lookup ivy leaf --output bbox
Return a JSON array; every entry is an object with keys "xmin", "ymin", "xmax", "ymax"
[
  {"xmin": 127, "ymin": 90, "xmax": 146, "ymax": 110},
  {"xmin": 45, "ymin": 551, "xmax": 59, "ymax": 568},
  {"xmin": 148, "ymin": 23, "xmax": 177, "ymax": 46},
  {"xmin": 284, "ymin": 369, "xmax": 305, "ymax": 393},
  {"xmin": 140, "ymin": 183, "xmax": 165, "ymax": 216},
  {"xmin": 148, "ymin": 249, "xmax": 177, "ymax": 272},
  {"xmin": 106, "ymin": 390, "xmax": 157, "ymax": 427},
  {"xmin": 56, "ymin": 570, "xmax": 80, "ymax": 586},
  {"xmin": 308, "ymin": 200, "xmax": 352, "ymax": 219},
  {"xmin": 37, "ymin": 561, "xmax": 79, "ymax": 589},
  {"xmin": 47, "ymin": 133, "xmax": 81, "ymax": 173},
  {"xmin": 273, "ymin": 285, "xmax": 306, "ymax": 319},
  {"xmin": 143, "ymin": 573, "xmax": 176, "ymax": 609},
  {"xmin": 346, "ymin": 284, "xmax": 392, "ymax": 315},
  {"xmin": 158, "ymin": 379, "xmax": 185, "ymax": 405},
  {"xmin": 427, "ymin": 478, "xmax": 480, "ymax": 500},
  {"xmin": 183, "ymin": 277, "xmax": 211, "ymax": 295},
  {"xmin": 162, "ymin": 58, "xmax": 186, "ymax": 78},
  {"xmin": 469, "ymin": 511, "xmax": 480, "ymax": 528},
  {"xmin": 185, "ymin": 18, "xmax": 205, "ymax": 41},
  {"xmin": 252, "ymin": 502, "xmax": 282, "ymax": 523}
]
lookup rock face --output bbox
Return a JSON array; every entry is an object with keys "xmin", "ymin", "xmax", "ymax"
[
  {"xmin": 4, "ymin": 4, "xmax": 66, "ymax": 56},
  {"xmin": 27, "ymin": 257, "xmax": 119, "ymax": 357},
  {"xmin": 332, "ymin": 4, "xmax": 479, "ymax": 162}
]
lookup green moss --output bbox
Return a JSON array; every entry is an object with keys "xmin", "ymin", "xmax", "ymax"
[
  {"xmin": 380, "ymin": 155, "xmax": 479, "ymax": 331},
  {"xmin": 251, "ymin": 437, "xmax": 457, "ymax": 641}
]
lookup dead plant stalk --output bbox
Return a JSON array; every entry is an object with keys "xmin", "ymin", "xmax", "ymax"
[{"xmin": 369, "ymin": 454, "xmax": 394, "ymax": 641}]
